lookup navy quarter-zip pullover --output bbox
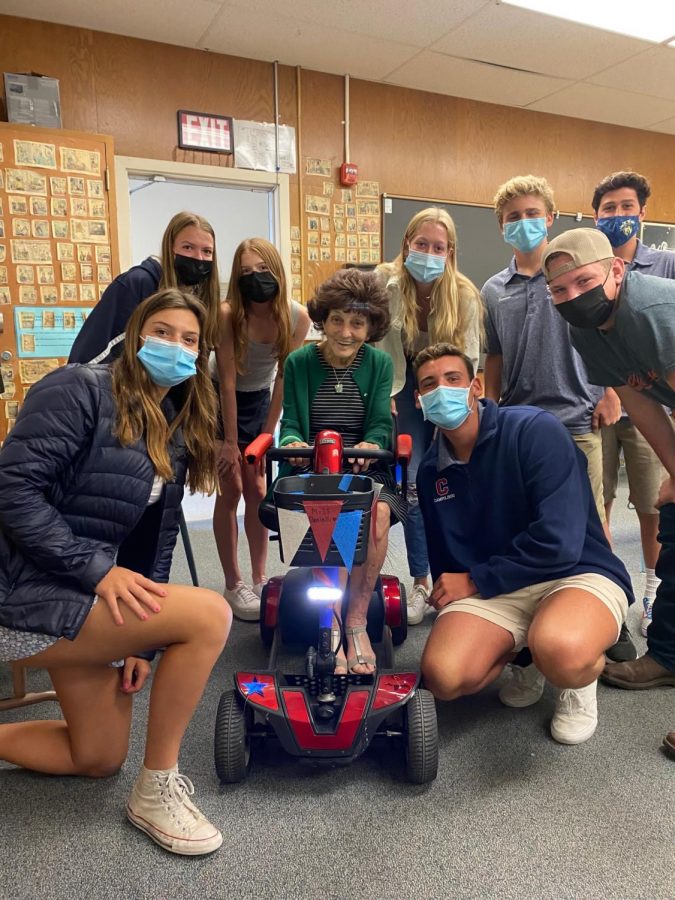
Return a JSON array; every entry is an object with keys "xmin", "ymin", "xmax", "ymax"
[{"xmin": 416, "ymin": 399, "xmax": 633, "ymax": 602}]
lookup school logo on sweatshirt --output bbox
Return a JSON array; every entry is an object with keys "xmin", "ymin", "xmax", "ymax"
[{"xmin": 434, "ymin": 477, "xmax": 455, "ymax": 503}]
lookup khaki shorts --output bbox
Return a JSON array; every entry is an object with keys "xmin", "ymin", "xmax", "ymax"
[
  {"xmin": 602, "ymin": 419, "xmax": 668, "ymax": 515},
  {"xmin": 436, "ymin": 573, "xmax": 628, "ymax": 652},
  {"xmin": 572, "ymin": 431, "xmax": 605, "ymax": 523}
]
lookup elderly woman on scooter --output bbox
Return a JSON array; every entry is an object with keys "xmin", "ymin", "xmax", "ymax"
[{"xmin": 280, "ymin": 268, "xmax": 406, "ymax": 675}]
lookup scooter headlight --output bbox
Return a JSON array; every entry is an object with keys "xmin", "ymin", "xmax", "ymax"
[{"xmin": 307, "ymin": 586, "xmax": 343, "ymax": 602}]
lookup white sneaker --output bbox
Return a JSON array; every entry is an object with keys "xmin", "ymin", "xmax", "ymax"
[
  {"xmin": 127, "ymin": 767, "xmax": 223, "ymax": 856},
  {"xmin": 224, "ymin": 581, "xmax": 260, "ymax": 621},
  {"xmin": 252, "ymin": 577, "xmax": 268, "ymax": 600},
  {"xmin": 641, "ymin": 596, "xmax": 653, "ymax": 638},
  {"xmin": 550, "ymin": 681, "xmax": 598, "ymax": 745},
  {"xmin": 499, "ymin": 663, "xmax": 545, "ymax": 708},
  {"xmin": 407, "ymin": 583, "xmax": 430, "ymax": 626}
]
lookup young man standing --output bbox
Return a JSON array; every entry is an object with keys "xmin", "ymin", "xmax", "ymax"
[
  {"xmin": 483, "ymin": 175, "xmax": 620, "ymax": 528},
  {"xmin": 543, "ymin": 227, "xmax": 675, "ymax": 755},
  {"xmin": 414, "ymin": 343, "xmax": 632, "ymax": 745},
  {"xmin": 481, "ymin": 175, "xmax": 633, "ymax": 695},
  {"xmin": 592, "ymin": 171, "xmax": 675, "ymax": 637}
]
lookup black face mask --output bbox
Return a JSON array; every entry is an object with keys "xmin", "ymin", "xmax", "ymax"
[
  {"xmin": 174, "ymin": 253, "xmax": 212, "ymax": 286},
  {"xmin": 238, "ymin": 271, "xmax": 279, "ymax": 304},
  {"xmin": 555, "ymin": 284, "xmax": 615, "ymax": 329}
]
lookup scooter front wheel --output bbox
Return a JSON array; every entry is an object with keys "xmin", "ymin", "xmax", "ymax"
[
  {"xmin": 403, "ymin": 688, "xmax": 438, "ymax": 784},
  {"xmin": 214, "ymin": 690, "xmax": 251, "ymax": 784}
]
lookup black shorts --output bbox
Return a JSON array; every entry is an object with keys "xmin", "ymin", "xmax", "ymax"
[{"xmin": 215, "ymin": 384, "xmax": 271, "ymax": 445}]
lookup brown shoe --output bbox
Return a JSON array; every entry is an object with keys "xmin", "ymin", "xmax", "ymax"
[
  {"xmin": 664, "ymin": 732, "xmax": 675, "ymax": 758},
  {"xmin": 601, "ymin": 655, "xmax": 675, "ymax": 690}
]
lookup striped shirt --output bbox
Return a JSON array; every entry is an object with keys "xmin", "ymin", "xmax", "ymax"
[{"xmin": 310, "ymin": 345, "xmax": 365, "ymax": 445}]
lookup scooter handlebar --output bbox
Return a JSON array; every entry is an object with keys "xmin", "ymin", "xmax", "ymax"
[
  {"xmin": 244, "ymin": 437, "xmax": 412, "ymax": 465},
  {"xmin": 396, "ymin": 434, "xmax": 412, "ymax": 462},
  {"xmin": 244, "ymin": 433, "xmax": 274, "ymax": 464}
]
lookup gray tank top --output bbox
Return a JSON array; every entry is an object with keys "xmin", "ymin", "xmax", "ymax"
[{"xmin": 236, "ymin": 299, "xmax": 303, "ymax": 392}]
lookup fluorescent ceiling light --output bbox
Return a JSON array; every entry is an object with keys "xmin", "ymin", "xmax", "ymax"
[{"xmin": 500, "ymin": 0, "xmax": 675, "ymax": 43}]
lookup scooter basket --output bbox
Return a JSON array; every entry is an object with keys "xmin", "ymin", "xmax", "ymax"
[{"xmin": 273, "ymin": 473, "xmax": 373, "ymax": 566}]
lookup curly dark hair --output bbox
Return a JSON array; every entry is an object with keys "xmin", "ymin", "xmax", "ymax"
[
  {"xmin": 307, "ymin": 268, "xmax": 390, "ymax": 342},
  {"xmin": 591, "ymin": 171, "xmax": 651, "ymax": 213}
]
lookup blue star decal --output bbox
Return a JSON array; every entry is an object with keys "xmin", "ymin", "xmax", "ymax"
[{"xmin": 241, "ymin": 677, "xmax": 266, "ymax": 697}]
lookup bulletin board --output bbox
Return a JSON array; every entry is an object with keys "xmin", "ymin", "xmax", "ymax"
[
  {"xmin": 382, "ymin": 195, "xmax": 594, "ymax": 291},
  {"xmin": 295, "ymin": 158, "xmax": 382, "ymax": 302},
  {"xmin": 0, "ymin": 123, "xmax": 119, "ymax": 442}
]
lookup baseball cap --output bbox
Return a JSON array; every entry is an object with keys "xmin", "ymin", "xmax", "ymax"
[{"xmin": 542, "ymin": 228, "xmax": 613, "ymax": 282}]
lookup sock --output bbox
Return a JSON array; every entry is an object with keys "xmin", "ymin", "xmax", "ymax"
[
  {"xmin": 512, "ymin": 648, "xmax": 533, "ymax": 668},
  {"xmin": 645, "ymin": 568, "xmax": 660, "ymax": 601}
]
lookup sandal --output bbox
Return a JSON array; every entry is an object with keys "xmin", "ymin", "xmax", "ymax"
[
  {"xmin": 345, "ymin": 625, "xmax": 376, "ymax": 674},
  {"xmin": 332, "ymin": 625, "xmax": 348, "ymax": 675}
]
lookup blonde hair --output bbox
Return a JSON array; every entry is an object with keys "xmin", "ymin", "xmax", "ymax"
[
  {"xmin": 392, "ymin": 207, "xmax": 482, "ymax": 354},
  {"xmin": 226, "ymin": 237, "xmax": 291, "ymax": 376},
  {"xmin": 158, "ymin": 211, "xmax": 221, "ymax": 351},
  {"xmin": 493, "ymin": 175, "xmax": 555, "ymax": 225},
  {"xmin": 112, "ymin": 288, "xmax": 218, "ymax": 495}
]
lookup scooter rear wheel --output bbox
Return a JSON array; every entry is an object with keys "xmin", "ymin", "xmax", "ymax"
[
  {"xmin": 403, "ymin": 688, "xmax": 438, "ymax": 784},
  {"xmin": 214, "ymin": 690, "xmax": 251, "ymax": 784}
]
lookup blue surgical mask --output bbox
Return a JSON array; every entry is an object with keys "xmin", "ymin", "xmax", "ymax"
[
  {"xmin": 137, "ymin": 335, "xmax": 198, "ymax": 387},
  {"xmin": 503, "ymin": 217, "xmax": 548, "ymax": 254},
  {"xmin": 595, "ymin": 215, "xmax": 640, "ymax": 248},
  {"xmin": 404, "ymin": 249, "xmax": 446, "ymax": 284},
  {"xmin": 419, "ymin": 385, "xmax": 474, "ymax": 430}
]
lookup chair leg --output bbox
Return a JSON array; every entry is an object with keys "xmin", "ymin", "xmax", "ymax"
[
  {"xmin": 0, "ymin": 663, "xmax": 58, "ymax": 711},
  {"xmin": 179, "ymin": 508, "xmax": 199, "ymax": 587}
]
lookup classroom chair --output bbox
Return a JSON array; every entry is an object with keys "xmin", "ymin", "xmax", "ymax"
[{"xmin": 0, "ymin": 662, "xmax": 57, "ymax": 712}]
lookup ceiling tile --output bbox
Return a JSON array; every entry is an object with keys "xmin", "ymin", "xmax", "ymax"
[
  {"xmin": 589, "ymin": 45, "xmax": 675, "ymax": 102},
  {"xmin": 202, "ymin": 6, "xmax": 421, "ymax": 80},
  {"xmin": 526, "ymin": 82, "xmax": 675, "ymax": 129},
  {"xmin": 431, "ymin": 3, "xmax": 654, "ymax": 80},
  {"xmin": 221, "ymin": 0, "xmax": 490, "ymax": 49},
  {"xmin": 0, "ymin": 0, "xmax": 222, "ymax": 47},
  {"xmin": 384, "ymin": 51, "xmax": 571, "ymax": 107},
  {"xmin": 644, "ymin": 117, "xmax": 675, "ymax": 136}
]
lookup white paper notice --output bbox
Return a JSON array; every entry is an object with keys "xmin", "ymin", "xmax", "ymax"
[{"xmin": 233, "ymin": 119, "xmax": 296, "ymax": 174}]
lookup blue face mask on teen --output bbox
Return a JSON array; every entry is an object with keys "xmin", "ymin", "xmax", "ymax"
[
  {"xmin": 503, "ymin": 217, "xmax": 548, "ymax": 254},
  {"xmin": 137, "ymin": 335, "xmax": 198, "ymax": 387},
  {"xmin": 595, "ymin": 215, "xmax": 640, "ymax": 248},
  {"xmin": 404, "ymin": 249, "xmax": 447, "ymax": 284},
  {"xmin": 419, "ymin": 385, "xmax": 474, "ymax": 430}
]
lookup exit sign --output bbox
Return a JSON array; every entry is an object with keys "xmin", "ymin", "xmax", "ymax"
[{"xmin": 177, "ymin": 110, "xmax": 233, "ymax": 154}]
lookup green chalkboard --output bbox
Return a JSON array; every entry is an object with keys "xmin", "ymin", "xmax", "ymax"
[{"xmin": 382, "ymin": 195, "xmax": 594, "ymax": 291}]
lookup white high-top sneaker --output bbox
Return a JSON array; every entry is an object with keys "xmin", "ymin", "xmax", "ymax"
[
  {"xmin": 550, "ymin": 680, "xmax": 598, "ymax": 745},
  {"xmin": 127, "ymin": 766, "xmax": 223, "ymax": 855}
]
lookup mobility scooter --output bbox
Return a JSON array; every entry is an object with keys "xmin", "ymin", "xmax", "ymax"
[{"xmin": 214, "ymin": 429, "xmax": 438, "ymax": 785}]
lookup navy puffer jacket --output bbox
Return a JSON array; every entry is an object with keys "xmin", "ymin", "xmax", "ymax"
[{"xmin": 0, "ymin": 364, "xmax": 187, "ymax": 639}]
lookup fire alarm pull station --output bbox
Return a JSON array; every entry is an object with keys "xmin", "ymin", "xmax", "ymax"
[{"xmin": 340, "ymin": 163, "xmax": 358, "ymax": 186}]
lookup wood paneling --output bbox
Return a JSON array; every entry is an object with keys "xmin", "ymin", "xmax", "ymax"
[{"xmin": 3, "ymin": 13, "xmax": 675, "ymax": 235}]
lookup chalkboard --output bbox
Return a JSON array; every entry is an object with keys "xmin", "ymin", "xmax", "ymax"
[{"xmin": 382, "ymin": 195, "xmax": 594, "ymax": 291}]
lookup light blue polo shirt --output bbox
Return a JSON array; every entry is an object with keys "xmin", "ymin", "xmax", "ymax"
[{"xmin": 482, "ymin": 260, "xmax": 603, "ymax": 435}]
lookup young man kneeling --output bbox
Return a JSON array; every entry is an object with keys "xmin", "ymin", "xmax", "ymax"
[{"xmin": 414, "ymin": 343, "xmax": 633, "ymax": 744}]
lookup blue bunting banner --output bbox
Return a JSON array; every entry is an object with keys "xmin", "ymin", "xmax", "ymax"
[{"xmin": 332, "ymin": 509, "xmax": 362, "ymax": 572}]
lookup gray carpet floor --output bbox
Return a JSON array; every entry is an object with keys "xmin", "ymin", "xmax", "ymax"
[{"xmin": 1, "ymin": 472, "xmax": 674, "ymax": 900}]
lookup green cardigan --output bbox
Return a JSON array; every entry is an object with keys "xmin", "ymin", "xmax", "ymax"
[{"xmin": 279, "ymin": 342, "xmax": 394, "ymax": 453}]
